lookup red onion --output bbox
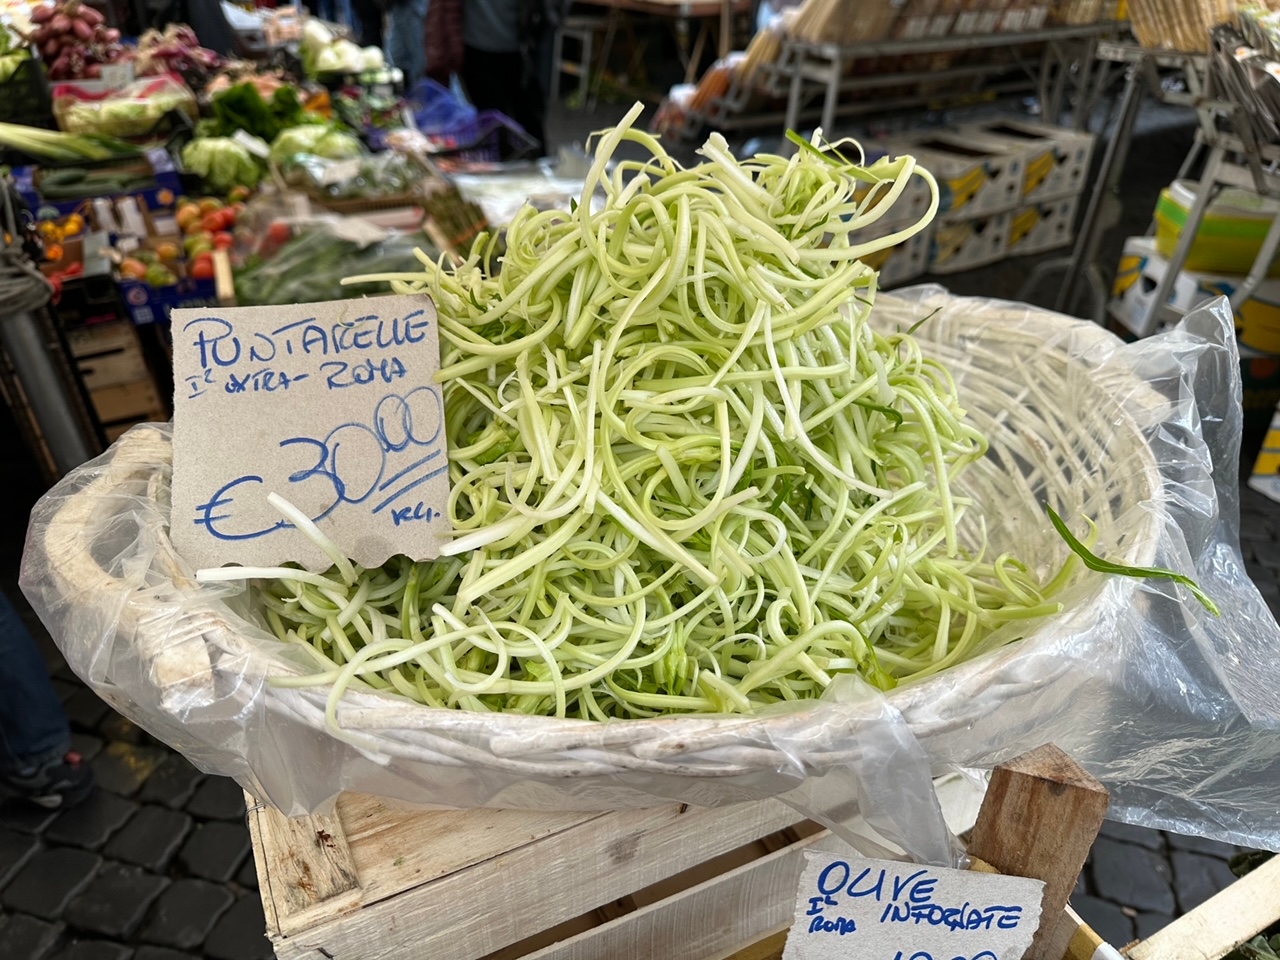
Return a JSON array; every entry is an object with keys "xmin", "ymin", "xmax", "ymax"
[{"xmin": 71, "ymin": 18, "xmax": 91, "ymax": 40}]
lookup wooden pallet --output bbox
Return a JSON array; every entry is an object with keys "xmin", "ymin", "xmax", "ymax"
[
  {"xmin": 247, "ymin": 749, "xmax": 1279, "ymax": 960},
  {"xmin": 247, "ymin": 776, "xmax": 985, "ymax": 960}
]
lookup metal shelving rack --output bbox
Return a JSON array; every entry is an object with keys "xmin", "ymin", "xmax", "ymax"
[
  {"xmin": 683, "ymin": 21, "xmax": 1119, "ymax": 139},
  {"xmin": 1026, "ymin": 26, "xmax": 1280, "ymax": 328}
]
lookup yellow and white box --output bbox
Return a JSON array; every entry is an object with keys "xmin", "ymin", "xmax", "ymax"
[
  {"xmin": 1249, "ymin": 403, "xmax": 1280, "ymax": 504},
  {"xmin": 957, "ymin": 118, "xmax": 1095, "ymax": 203},
  {"xmin": 928, "ymin": 210, "xmax": 1011, "ymax": 274},
  {"xmin": 1007, "ymin": 195, "xmax": 1079, "ymax": 257},
  {"xmin": 859, "ymin": 220, "xmax": 935, "ymax": 288},
  {"xmin": 886, "ymin": 132, "xmax": 1024, "ymax": 217},
  {"xmin": 1110, "ymin": 236, "xmax": 1280, "ymax": 350}
]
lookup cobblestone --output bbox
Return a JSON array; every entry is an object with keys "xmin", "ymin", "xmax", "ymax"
[
  {"xmin": 134, "ymin": 948, "xmax": 200, "ymax": 960},
  {"xmin": 97, "ymin": 714, "xmax": 147, "ymax": 745},
  {"xmin": 92, "ymin": 743, "xmax": 170, "ymax": 798},
  {"xmin": 104, "ymin": 806, "xmax": 192, "ymax": 873},
  {"xmin": 137, "ymin": 756, "xmax": 204, "ymax": 811},
  {"xmin": 1099, "ymin": 820, "xmax": 1165, "ymax": 852},
  {"xmin": 0, "ymin": 912, "xmax": 63, "ymax": 960},
  {"xmin": 0, "ymin": 799, "xmax": 59, "ymax": 835},
  {"xmin": 45, "ymin": 790, "xmax": 137, "ymax": 850},
  {"xmin": 1134, "ymin": 912, "xmax": 1174, "ymax": 939},
  {"xmin": 1090, "ymin": 837, "xmax": 1176, "ymax": 915},
  {"xmin": 235, "ymin": 858, "xmax": 258, "ymax": 891},
  {"xmin": 0, "ymin": 825, "xmax": 41, "ymax": 889},
  {"xmin": 184, "ymin": 778, "xmax": 246, "ymax": 822},
  {"xmin": 138, "ymin": 879, "xmax": 234, "ymax": 951},
  {"xmin": 1171, "ymin": 849, "xmax": 1240, "ymax": 912},
  {"xmin": 65, "ymin": 862, "xmax": 169, "ymax": 938},
  {"xmin": 2, "ymin": 847, "xmax": 102, "ymax": 920},
  {"xmin": 1071, "ymin": 895, "xmax": 1135, "ymax": 948},
  {"xmin": 203, "ymin": 896, "xmax": 273, "ymax": 960},
  {"xmin": 68, "ymin": 733, "xmax": 104, "ymax": 763},
  {"xmin": 63, "ymin": 688, "xmax": 111, "ymax": 731},
  {"xmin": 1165, "ymin": 831, "xmax": 1238, "ymax": 858},
  {"xmin": 48, "ymin": 939, "xmax": 135, "ymax": 960},
  {"xmin": 176, "ymin": 821, "xmax": 251, "ymax": 883}
]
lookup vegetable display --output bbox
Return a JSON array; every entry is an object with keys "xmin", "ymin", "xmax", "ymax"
[
  {"xmin": 0, "ymin": 120, "xmax": 140, "ymax": 161},
  {"xmin": 24, "ymin": 0, "xmax": 125, "ymax": 80},
  {"xmin": 269, "ymin": 124, "xmax": 362, "ymax": 167},
  {"xmin": 181, "ymin": 137, "xmax": 262, "ymax": 193},
  {"xmin": 197, "ymin": 107, "xmax": 1058, "ymax": 722},
  {"xmin": 0, "ymin": 22, "xmax": 32, "ymax": 84}
]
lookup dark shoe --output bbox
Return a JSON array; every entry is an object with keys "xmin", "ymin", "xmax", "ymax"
[{"xmin": 0, "ymin": 752, "xmax": 94, "ymax": 809}]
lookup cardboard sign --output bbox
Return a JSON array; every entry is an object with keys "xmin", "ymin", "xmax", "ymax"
[
  {"xmin": 782, "ymin": 852, "xmax": 1044, "ymax": 960},
  {"xmin": 170, "ymin": 295, "xmax": 451, "ymax": 573}
]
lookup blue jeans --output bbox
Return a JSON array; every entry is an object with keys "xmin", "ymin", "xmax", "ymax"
[
  {"xmin": 0, "ymin": 590, "xmax": 70, "ymax": 775},
  {"xmin": 386, "ymin": 0, "xmax": 429, "ymax": 83}
]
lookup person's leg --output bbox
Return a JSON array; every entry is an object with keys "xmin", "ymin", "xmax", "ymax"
[
  {"xmin": 349, "ymin": 0, "xmax": 385, "ymax": 48},
  {"xmin": 0, "ymin": 590, "xmax": 91, "ymax": 808},
  {"xmin": 461, "ymin": 46, "xmax": 517, "ymax": 115},
  {"xmin": 463, "ymin": 47, "xmax": 547, "ymax": 155},
  {"xmin": 387, "ymin": 0, "xmax": 429, "ymax": 82}
]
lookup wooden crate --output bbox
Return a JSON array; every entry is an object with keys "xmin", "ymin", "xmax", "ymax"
[{"xmin": 248, "ymin": 779, "xmax": 985, "ymax": 960}]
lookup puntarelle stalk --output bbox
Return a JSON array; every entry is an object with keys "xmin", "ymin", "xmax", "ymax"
[{"xmin": 198, "ymin": 105, "xmax": 1110, "ymax": 723}]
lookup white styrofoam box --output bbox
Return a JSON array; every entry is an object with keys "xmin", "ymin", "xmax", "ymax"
[
  {"xmin": 1007, "ymin": 195, "xmax": 1079, "ymax": 257},
  {"xmin": 928, "ymin": 211, "xmax": 1011, "ymax": 274},
  {"xmin": 856, "ymin": 146, "xmax": 935, "ymax": 227},
  {"xmin": 1109, "ymin": 236, "xmax": 1280, "ymax": 344},
  {"xmin": 887, "ymin": 132, "xmax": 1023, "ymax": 217},
  {"xmin": 957, "ymin": 118, "xmax": 1095, "ymax": 203},
  {"xmin": 859, "ymin": 221, "xmax": 934, "ymax": 288}
]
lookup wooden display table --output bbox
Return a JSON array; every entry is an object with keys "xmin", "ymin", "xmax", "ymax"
[{"xmin": 247, "ymin": 777, "xmax": 984, "ymax": 960}]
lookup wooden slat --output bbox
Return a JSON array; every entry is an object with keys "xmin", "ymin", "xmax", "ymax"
[
  {"xmin": 334, "ymin": 794, "xmax": 602, "ymax": 906},
  {"xmin": 271, "ymin": 799, "xmax": 806, "ymax": 960},
  {"xmin": 248, "ymin": 797, "xmax": 361, "ymax": 938},
  {"xmin": 518, "ymin": 830, "xmax": 832, "ymax": 960},
  {"xmin": 1125, "ymin": 854, "xmax": 1280, "ymax": 960},
  {"xmin": 967, "ymin": 744, "xmax": 1110, "ymax": 960}
]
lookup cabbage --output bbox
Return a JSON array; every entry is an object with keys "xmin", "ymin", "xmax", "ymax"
[
  {"xmin": 182, "ymin": 138, "xmax": 262, "ymax": 192},
  {"xmin": 269, "ymin": 125, "xmax": 362, "ymax": 166},
  {"xmin": 361, "ymin": 46, "xmax": 385, "ymax": 72},
  {"xmin": 315, "ymin": 38, "xmax": 365, "ymax": 74},
  {"xmin": 301, "ymin": 19, "xmax": 333, "ymax": 55}
]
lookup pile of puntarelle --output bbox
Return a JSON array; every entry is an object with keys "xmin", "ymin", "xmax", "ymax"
[{"xmin": 198, "ymin": 105, "xmax": 1212, "ymax": 723}]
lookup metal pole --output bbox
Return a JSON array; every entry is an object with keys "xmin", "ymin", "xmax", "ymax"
[{"xmin": 0, "ymin": 310, "xmax": 95, "ymax": 475}]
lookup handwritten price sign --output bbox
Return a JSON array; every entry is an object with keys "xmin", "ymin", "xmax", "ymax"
[
  {"xmin": 782, "ymin": 852, "xmax": 1044, "ymax": 960},
  {"xmin": 170, "ymin": 295, "xmax": 452, "ymax": 573}
]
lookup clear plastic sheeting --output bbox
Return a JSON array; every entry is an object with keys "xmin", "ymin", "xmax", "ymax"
[{"xmin": 20, "ymin": 288, "xmax": 1280, "ymax": 863}]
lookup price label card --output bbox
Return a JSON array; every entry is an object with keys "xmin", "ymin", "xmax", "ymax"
[
  {"xmin": 170, "ymin": 295, "xmax": 451, "ymax": 573},
  {"xmin": 782, "ymin": 852, "xmax": 1045, "ymax": 960}
]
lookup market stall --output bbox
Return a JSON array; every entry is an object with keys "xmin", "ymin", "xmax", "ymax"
[{"xmin": 3, "ymin": 1, "xmax": 1280, "ymax": 959}]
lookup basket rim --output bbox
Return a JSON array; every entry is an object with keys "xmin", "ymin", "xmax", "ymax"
[{"xmin": 38, "ymin": 294, "xmax": 1169, "ymax": 763}]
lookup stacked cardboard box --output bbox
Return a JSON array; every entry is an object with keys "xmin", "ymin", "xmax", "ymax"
[{"xmin": 873, "ymin": 119, "xmax": 1095, "ymax": 277}]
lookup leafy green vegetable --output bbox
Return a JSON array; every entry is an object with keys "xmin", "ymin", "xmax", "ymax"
[
  {"xmin": 0, "ymin": 122, "xmax": 141, "ymax": 162},
  {"xmin": 1046, "ymin": 506, "xmax": 1219, "ymax": 615},
  {"xmin": 181, "ymin": 137, "xmax": 262, "ymax": 192},
  {"xmin": 201, "ymin": 83, "xmax": 316, "ymax": 143},
  {"xmin": 269, "ymin": 125, "xmax": 362, "ymax": 166}
]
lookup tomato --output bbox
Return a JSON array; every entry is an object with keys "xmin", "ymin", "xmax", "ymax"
[
  {"xmin": 154, "ymin": 241, "xmax": 181, "ymax": 262},
  {"xmin": 176, "ymin": 202, "xmax": 203, "ymax": 233},
  {"xmin": 119, "ymin": 258, "xmax": 147, "ymax": 280},
  {"xmin": 190, "ymin": 257, "xmax": 216, "ymax": 281},
  {"xmin": 267, "ymin": 221, "xmax": 291, "ymax": 245},
  {"xmin": 184, "ymin": 231, "xmax": 214, "ymax": 256},
  {"xmin": 197, "ymin": 197, "xmax": 223, "ymax": 215},
  {"xmin": 213, "ymin": 231, "xmax": 234, "ymax": 250},
  {"xmin": 63, "ymin": 261, "xmax": 83, "ymax": 276}
]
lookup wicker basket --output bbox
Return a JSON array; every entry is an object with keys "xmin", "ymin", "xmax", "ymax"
[{"xmin": 33, "ymin": 292, "xmax": 1166, "ymax": 806}]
